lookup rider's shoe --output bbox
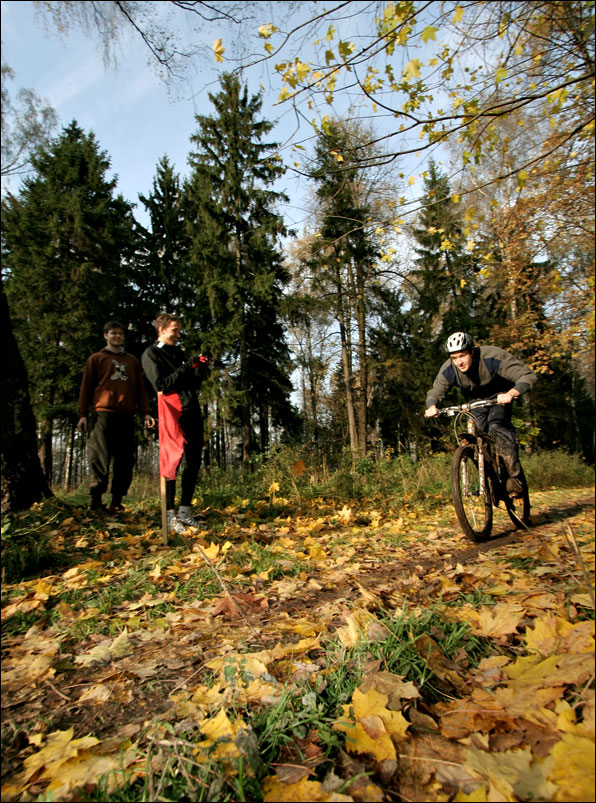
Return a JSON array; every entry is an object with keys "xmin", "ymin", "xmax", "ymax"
[{"xmin": 506, "ymin": 478, "xmax": 524, "ymax": 498}]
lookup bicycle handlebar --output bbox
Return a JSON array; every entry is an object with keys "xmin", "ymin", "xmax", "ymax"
[{"xmin": 434, "ymin": 397, "xmax": 501, "ymax": 417}]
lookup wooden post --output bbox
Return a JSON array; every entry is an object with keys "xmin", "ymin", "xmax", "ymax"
[
  {"xmin": 157, "ymin": 391, "xmax": 168, "ymax": 545},
  {"xmin": 160, "ymin": 475, "xmax": 168, "ymax": 545}
]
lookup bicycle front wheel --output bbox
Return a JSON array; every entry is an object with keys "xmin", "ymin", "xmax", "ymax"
[{"xmin": 451, "ymin": 444, "xmax": 493, "ymax": 541}]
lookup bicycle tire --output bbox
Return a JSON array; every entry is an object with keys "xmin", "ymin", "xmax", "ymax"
[
  {"xmin": 451, "ymin": 444, "xmax": 493, "ymax": 541},
  {"xmin": 504, "ymin": 465, "xmax": 531, "ymax": 529}
]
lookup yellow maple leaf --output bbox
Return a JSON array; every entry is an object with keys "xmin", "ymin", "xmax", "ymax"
[
  {"xmin": 495, "ymin": 66, "xmax": 508, "ymax": 84},
  {"xmin": 213, "ymin": 38, "xmax": 225, "ymax": 62},
  {"xmin": 333, "ymin": 686, "xmax": 410, "ymax": 762},
  {"xmin": 308, "ymin": 543, "xmax": 327, "ymax": 562},
  {"xmin": 195, "ymin": 708, "xmax": 247, "ymax": 764},
  {"xmin": 465, "ymin": 604, "xmax": 524, "ymax": 638},
  {"xmin": 420, "ymin": 25, "xmax": 438, "ymax": 43},
  {"xmin": 336, "ymin": 608, "xmax": 386, "ymax": 647},
  {"xmin": 34, "ymin": 579, "xmax": 54, "ymax": 601},
  {"xmin": 262, "ymin": 775, "xmax": 352, "ymax": 801},
  {"xmin": 465, "ymin": 744, "xmax": 556, "ymax": 801},
  {"xmin": 505, "ymin": 653, "xmax": 594, "ymax": 689},
  {"xmin": 453, "ymin": 5, "xmax": 465, "ymax": 23},
  {"xmin": 23, "ymin": 728, "xmax": 100, "ymax": 782},
  {"xmin": 45, "ymin": 749, "xmax": 136, "ymax": 799},
  {"xmin": 200, "ymin": 541, "xmax": 222, "ymax": 561},
  {"xmin": 403, "ymin": 58, "xmax": 422, "ymax": 80},
  {"xmin": 337, "ymin": 505, "xmax": 352, "ymax": 523},
  {"xmin": 549, "ymin": 733, "xmax": 595, "ymax": 801},
  {"xmin": 524, "ymin": 615, "xmax": 572, "ymax": 655},
  {"xmin": 258, "ymin": 23, "xmax": 276, "ymax": 39}
]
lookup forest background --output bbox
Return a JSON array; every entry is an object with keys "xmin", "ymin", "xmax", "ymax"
[{"xmin": 1, "ymin": 0, "xmax": 594, "ymax": 512}]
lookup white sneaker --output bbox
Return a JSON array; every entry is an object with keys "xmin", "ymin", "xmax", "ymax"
[
  {"xmin": 167, "ymin": 513, "xmax": 190, "ymax": 535},
  {"xmin": 177, "ymin": 511, "xmax": 205, "ymax": 531}
]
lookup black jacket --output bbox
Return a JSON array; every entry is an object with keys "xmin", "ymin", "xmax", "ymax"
[{"xmin": 141, "ymin": 343, "xmax": 207, "ymax": 412}]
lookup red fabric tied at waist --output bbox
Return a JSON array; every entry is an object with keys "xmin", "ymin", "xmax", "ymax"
[{"xmin": 158, "ymin": 392, "xmax": 185, "ymax": 480}]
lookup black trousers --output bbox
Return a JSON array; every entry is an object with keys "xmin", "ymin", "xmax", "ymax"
[
  {"xmin": 88, "ymin": 411, "xmax": 136, "ymax": 501},
  {"xmin": 165, "ymin": 410, "xmax": 203, "ymax": 509},
  {"xmin": 472, "ymin": 403, "xmax": 521, "ymax": 477}
]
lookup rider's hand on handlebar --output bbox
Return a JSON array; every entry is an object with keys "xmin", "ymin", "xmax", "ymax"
[
  {"xmin": 496, "ymin": 390, "xmax": 520, "ymax": 405},
  {"xmin": 425, "ymin": 405, "xmax": 439, "ymax": 418}
]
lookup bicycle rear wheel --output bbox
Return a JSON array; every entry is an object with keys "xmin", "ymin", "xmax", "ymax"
[
  {"xmin": 451, "ymin": 444, "xmax": 493, "ymax": 541},
  {"xmin": 504, "ymin": 465, "xmax": 531, "ymax": 529}
]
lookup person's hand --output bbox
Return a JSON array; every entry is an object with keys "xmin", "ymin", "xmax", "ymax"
[
  {"xmin": 145, "ymin": 415, "xmax": 156, "ymax": 429},
  {"xmin": 188, "ymin": 355, "xmax": 210, "ymax": 368},
  {"xmin": 77, "ymin": 416, "xmax": 87, "ymax": 432},
  {"xmin": 497, "ymin": 390, "xmax": 519, "ymax": 405},
  {"xmin": 425, "ymin": 405, "xmax": 439, "ymax": 418}
]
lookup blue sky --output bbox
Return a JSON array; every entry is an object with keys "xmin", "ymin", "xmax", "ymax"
[
  {"xmin": 2, "ymin": 1, "xmax": 443, "ymax": 235},
  {"xmin": 1, "ymin": 0, "xmax": 316, "ymax": 229}
]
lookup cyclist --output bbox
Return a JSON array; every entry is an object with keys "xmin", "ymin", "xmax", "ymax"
[{"xmin": 424, "ymin": 332, "xmax": 537, "ymax": 497}]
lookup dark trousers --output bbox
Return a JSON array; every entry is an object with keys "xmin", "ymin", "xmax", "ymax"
[
  {"xmin": 88, "ymin": 411, "xmax": 136, "ymax": 502},
  {"xmin": 472, "ymin": 403, "xmax": 521, "ymax": 477},
  {"xmin": 165, "ymin": 410, "xmax": 203, "ymax": 509}
]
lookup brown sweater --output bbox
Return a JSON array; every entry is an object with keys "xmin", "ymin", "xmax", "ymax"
[{"xmin": 78, "ymin": 349, "xmax": 150, "ymax": 418}]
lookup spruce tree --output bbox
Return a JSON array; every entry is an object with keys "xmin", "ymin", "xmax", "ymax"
[
  {"xmin": 135, "ymin": 156, "xmax": 193, "ymax": 335},
  {"xmin": 2, "ymin": 121, "xmax": 136, "ymax": 479},
  {"xmin": 185, "ymin": 73, "xmax": 295, "ymax": 464}
]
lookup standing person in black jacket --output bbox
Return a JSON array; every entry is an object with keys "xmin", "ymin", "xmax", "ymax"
[
  {"xmin": 141, "ymin": 314, "xmax": 210, "ymax": 534},
  {"xmin": 424, "ymin": 332, "xmax": 537, "ymax": 497}
]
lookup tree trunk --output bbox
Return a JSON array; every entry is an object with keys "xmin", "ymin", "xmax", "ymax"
[
  {"xmin": 259, "ymin": 401, "xmax": 269, "ymax": 453},
  {"xmin": 355, "ymin": 260, "xmax": 368, "ymax": 454},
  {"xmin": 334, "ymin": 262, "xmax": 358, "ymax": 458},
  {"xmin": 66, "ymin": 422, "xmax": 76, "ymax": 489},
  {"xmin": 1, "ymin": 285, "xmax": 52, "ymax": 512},
  {"xmin": 38, "ymin": 418, "xmax": 54, "ymax": 483}
]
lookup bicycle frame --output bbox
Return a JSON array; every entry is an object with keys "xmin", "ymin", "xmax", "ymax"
[{"xmin": 433, "ymin": 397, "xmax": 530, "ymax": 540}]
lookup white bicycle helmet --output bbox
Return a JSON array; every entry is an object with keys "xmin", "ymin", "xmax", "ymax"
[{"xmin": 445, "ymin": 331, "xmax": 475, "ymax": 354}]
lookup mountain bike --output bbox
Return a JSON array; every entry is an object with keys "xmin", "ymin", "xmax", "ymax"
[{"xmin": 435, "ymin": 398, "xmax": 531, "ymax": 542}]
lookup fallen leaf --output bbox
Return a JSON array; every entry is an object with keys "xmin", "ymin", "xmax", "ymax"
[
  {"xmin": 262, "ymin": 774, "xmax": 353, "ymax": 801},
  {"xmin": 333, "ymin": 687, "xmax": 410, "ymax": 762},
  {"xmin": 548, "ymin": 733, "xmax": 596, "ymax": 801}
]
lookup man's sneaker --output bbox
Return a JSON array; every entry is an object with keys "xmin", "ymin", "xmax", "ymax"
[
  {"xmin": 167, "ymin": 513, "xmax": 191, "ymax": 535},
  {"xmin": 177, "ymin": 511, "xmax": 206, "ymax": 531},
  {"xmin": 108, "ymin": 503, "xmax": 125, "ymax": 514},
  {"xmin": 506, "ymin": 478, "xmax": 524, "ymax": 498},
  {"xmin": 90, "ymin": 497, "xmax": 106, "ymax": 512}
]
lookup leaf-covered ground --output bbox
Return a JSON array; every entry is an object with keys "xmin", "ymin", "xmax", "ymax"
[{"xmin": 1, "ymin": 485, "xmax": 594, "ymax": 802}]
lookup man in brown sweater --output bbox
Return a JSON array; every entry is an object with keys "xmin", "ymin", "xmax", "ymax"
[{"xmin": 78, "ymin": 321, "xmax": 154, "ymax": 511}]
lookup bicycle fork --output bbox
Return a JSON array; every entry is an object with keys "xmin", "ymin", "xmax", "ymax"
[{"xmin": 477, "ymin": 446, "xmax": 486, "ymax": 497}]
